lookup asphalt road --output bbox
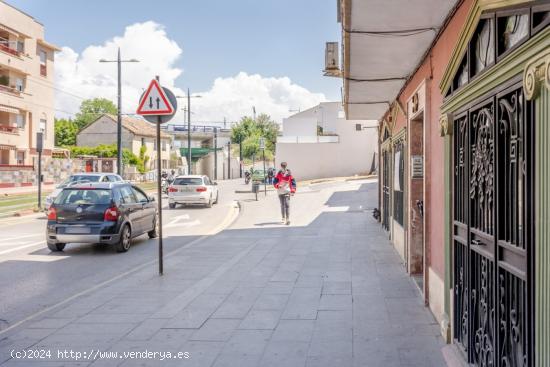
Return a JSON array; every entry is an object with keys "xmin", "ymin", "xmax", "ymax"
[{"xmin": 0, "ymin": 179, "xmax": 248, "ymax": 332}]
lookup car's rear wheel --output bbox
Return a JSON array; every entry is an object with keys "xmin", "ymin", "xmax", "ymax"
[
  {"xmin": 148, "ymin": 214, "xmax": 159, "ymax": 238},
  {"xmin": 206, "ymin": 195, "xmax": 213, "ymax": 208},
  {"xmin": 214, "ymin": 192, "xmax": 219, "ymax": 204},
  {"xmin": 169, "ymin": 203, "xmax": 176, "ymax": 209},
  {"xmin": 116, "ymin": 225, "xmax": 131, "ymax": 252},
  {"xmin": 47, "ymin": 243, "xmax": 65, "ymax": 252}
]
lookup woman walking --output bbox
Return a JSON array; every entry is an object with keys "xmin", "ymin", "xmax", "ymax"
[{"xmin": 273, "ymin": 162, "xmax": 296, "ymax": 225}]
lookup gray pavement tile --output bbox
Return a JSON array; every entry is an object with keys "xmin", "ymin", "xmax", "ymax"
[
  {"xmin": 306, "ymin": 354, "xmax": 353, "ymax": 367},
  {"xmin": 26, "ymin": 318, "xmax": 75, "ymax": 329},
  {"xmin": 294, "ymin": 275, "xmax": 323, "ymax": 288},
  {"xmin": 238, "ymin": 310, "xmax": 282, "ymax": 330},
  {"xmin": 57, "ymin": 323, "xmax": 137, "ymax": 336},
  {"xmin": 270, "ymin": 270, "xmax": 299, "ymax": 282},
  {"xmin": 262, "ymin": 281, "xmax": 294, "ymax": 295},
  {"xmin": 271, "ymin": 320, "xmax": 315, "ymax": 342},
  {"xmin": 73, "ymin": 314, "xmax": 151, "ymax": 325},
  {"xmin": 219, "ymin": 330, "xmax": 271, "ymax": 356},
  {"xmin": 179, "ymin": 341, "xmax": 224, "ymax": 367},
  {"xmin": 210, "ymin": 288, "xmax": 262, "ymax": 319},
  {"xmin": 318, "ymin": 294, "xmax": 352, "ymax": 310},
  {"xmin": 252, "ymin": 294, "xmax": 289, "ymax": 310},
  {"xmin": 323, "ymin": 270, "xmax": 351, "ymax": 282},
  {"xmin": 281, "ymin": 288, "xmax": 320, "ymax": 320},
  {"xmin": 125, "ymin": 319, "xmax": 167, "ymax": 341},
  {"xmin": 189, "ymin": 319, "xmax": 240, "ymax": 342},
  {"xmin": 212, "ymin": 353, "xmax": 261, "ymax": 367},
  {"xmin": 307, "ymin": 340, "xmax": 352, "ymax": 357},
  {"xmin": 165, "ymin": 308, "xmax": 214, "ymax": 329},
  {"xmin": 321, "ymin": 281, "xmax": 351, "ymax": 295},
  {"xmin": 259, "ymin": 341, "xmax": 309, "ymax": 367}
]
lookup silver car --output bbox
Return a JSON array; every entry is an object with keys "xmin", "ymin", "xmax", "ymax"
[
  {"xmin": 167, "ymin": 175, "xmax": 219, "ymax": 208},
  {"xmin": 44, "ymin": 173, "xmax": 124, "ymax": 211}
]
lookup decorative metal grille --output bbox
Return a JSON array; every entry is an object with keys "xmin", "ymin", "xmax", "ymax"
[
  {"xmin": 382, "ymin": 149, "xmax": 391, "ymax": 231},
  {"xmin": 452, "ymin": 83, "xmax": 532, "ymax": 366}
]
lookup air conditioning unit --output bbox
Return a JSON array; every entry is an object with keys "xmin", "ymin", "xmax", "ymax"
[
  {"xmin": 356, "ymin": 124, "xmax": 362, "ymax": 131},
  {"xmin": 324, "ymin": 42, "xmax": 340, "ymax": 76}
]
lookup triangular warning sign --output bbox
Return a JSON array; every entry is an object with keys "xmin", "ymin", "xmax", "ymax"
[{"xmin": 136, "ymin": 79, "xmax": 175, "ymax": 115}]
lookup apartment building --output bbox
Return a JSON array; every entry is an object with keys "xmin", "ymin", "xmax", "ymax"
[{"xmin": 0, "ymin": 0, "xmax": 59, "ymax": 167}]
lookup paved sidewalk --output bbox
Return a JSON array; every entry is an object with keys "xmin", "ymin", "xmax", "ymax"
[{"xmin": 0, "ymin": 179, "xmax": 446, "ymax": 367}]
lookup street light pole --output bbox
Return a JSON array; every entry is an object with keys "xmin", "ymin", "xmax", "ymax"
[
  {"xmin": 187, "ymin": 89, "xmax": 192, "ymax": 175},
  {"xmin": 117, "ymin": 48, "xmax": 122, "ymax": 176}
]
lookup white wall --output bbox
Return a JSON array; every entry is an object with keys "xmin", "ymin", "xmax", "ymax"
[
  {"xmin": 276, "ymin": 118, "xmax": 378, "ymax": 181},
  {"xmin": 282, "ymin": 117, "xmax": 317, "ymax": 137}
]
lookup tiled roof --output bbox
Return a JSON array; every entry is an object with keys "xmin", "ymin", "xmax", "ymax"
[{"xmin": 103, "ymin": 114, "xmax": 170, "ymax": 139}]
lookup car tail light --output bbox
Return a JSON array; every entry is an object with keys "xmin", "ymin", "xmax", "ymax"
[
  {"xmin": 196, "ymin": 186, "xmax": 207, "ymax": 192},
  {"xmin": 47, "ymin": 207, "xmax": 57, "ymax": 220},
  {"xmin": 104, "ymin": 206, "xmax": 119, "ymax": 221},
  {"xmin": 168, "ymin": 186, "xmax": 178, "ymax": 193}
]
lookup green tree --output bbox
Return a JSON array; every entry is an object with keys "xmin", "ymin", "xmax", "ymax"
[
  {"xmin": 54, "ymin": 118, "xmax": 79, "ymax": 146},
  {"xmin": 74, "ymin": 98, "xmax": 117, "ymax": 129},
  {"xmin": 230, "ymin": 114, "xmax": 279, "ymax": 160}
]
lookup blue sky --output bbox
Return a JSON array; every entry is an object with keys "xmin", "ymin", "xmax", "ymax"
[{"xmin": 9, "ymin": 0, "xmax": 343, "ymax": 119}]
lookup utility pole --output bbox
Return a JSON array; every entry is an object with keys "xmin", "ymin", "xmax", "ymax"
[
  {"xmin": 239, "ymin": 140, "xmax": 243, "ymax": 178},
  {"xmin": 227, "ymin": 141, "xmax": 231, "ymax": 179},
  {"xmin": 187, "ymin": 88, "xmax": 192, "ymax": 175},
  {"xmin": 98, "ymin": 48, "xmax": 139, "ymax": 176},
  {"xmin": 117, "ymin": 48, "xmax": 122, "ymax": 176},
  {"xmin": 214, "ymin": 127, "xmax": 218, "ymax": 180}
]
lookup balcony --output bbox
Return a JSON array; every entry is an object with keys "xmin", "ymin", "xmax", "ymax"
[
  {"xmin": 0, "ymin": 84, "xmax": 21, "ymax": 96},
  {"xmin": 0, "ymin": 124, "xmax": 18, "ymax": 134},
  {"xmin": 0, "ymin": 43, "xmax": 21, "ymax": 57}
]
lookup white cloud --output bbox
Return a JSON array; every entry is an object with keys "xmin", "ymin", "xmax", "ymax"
[{"xmin": 55, "ymin": 21, "xmax": 326, "ymax": 125}]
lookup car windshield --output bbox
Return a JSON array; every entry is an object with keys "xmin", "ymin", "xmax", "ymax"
[
  {"xmin": 173, "ymin": 177, "xmax": 203, "ymax": 185},
  {"xmin": 54, "ymin": 189, "xmax": 112, "ymax": 205}
]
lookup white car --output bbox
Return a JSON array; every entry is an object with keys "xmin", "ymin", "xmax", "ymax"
[
  {"xmin": 168, "ymin": 175, "xmax": 219, "ymax": 208},
  {"xmin": 44, "ymin": 173, "xmax": 124, "ymax": 211}
]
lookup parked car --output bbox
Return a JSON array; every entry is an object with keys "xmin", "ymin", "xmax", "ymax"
[
  {"xmin": 44, "ymin": 173, "xmax": 124, "ymax": 211},
  {"xmin": 167, "ymin": 175, "xmax": 219, "ymax": 208},
  {"xmin": 46, "ymin": 182, "xmax": 158, "ymax": 253}
]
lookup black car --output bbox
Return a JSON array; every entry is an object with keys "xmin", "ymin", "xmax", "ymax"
[{"xmin": 46, "ymin": 182, "xmax": 158, "ymax": 252}]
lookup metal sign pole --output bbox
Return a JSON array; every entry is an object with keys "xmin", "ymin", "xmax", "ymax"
[
  {"xmin": 156, "ymin": 114, "xmax": 163, "ymax": 275},
  {"xmin": 137, "ymin": 77, "xmax": 177, "ymax": 276}
]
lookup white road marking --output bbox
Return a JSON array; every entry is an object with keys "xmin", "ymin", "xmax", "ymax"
[
  {"xmin": 0, "ymin": 240, "xmax": 46, "ymax": 256},
  {"xmin": 164, "ymin": 214, "xmax": 190, "ymax": 227},
  {"xmin": 164, "ymin": 219, "xmax": 200, "ymax": 229}
]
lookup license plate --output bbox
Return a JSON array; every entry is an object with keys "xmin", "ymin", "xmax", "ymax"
[
  {"xmin": 65, "ymin": 227, "xmax": 91, "ymax": 234},
  {"xmin": 180, "ymin": 187, "xmax": 193, "ymax": 192}
]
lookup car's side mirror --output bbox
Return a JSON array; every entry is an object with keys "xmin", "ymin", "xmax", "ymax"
[
  {"xmin": 213, "ymin": 182, "xmax": 218, "ymax": 186},
  {"xmin": 149, "ymin": 196, "xmax": 155, "ymax": 202}
]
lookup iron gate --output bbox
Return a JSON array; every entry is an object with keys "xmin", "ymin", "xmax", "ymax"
[
  {"xmin": 382, "ymin": 149, "xmax": 390, "ymax": 230},
  {"xmin": 452, "ymin": 82, "xmax": 533, "ymax": 366}
]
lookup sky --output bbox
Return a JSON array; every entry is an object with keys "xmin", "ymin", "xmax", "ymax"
[{"xmin": 7, "ymin": 0, "xmax": 343, "ymax": 124}]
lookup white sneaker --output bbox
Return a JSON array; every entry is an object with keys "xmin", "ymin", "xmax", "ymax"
[
  {"xmin": 282, "ymin": 218, "xmax": 286, "ymax": 224},
  {"xmin": 285, "ymin": 219, "xmax": 290, "ymax": 225}
]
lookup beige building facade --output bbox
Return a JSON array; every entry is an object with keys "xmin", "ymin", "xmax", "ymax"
[
  {"xmin": 0, "ymin": 0, "xmax": 59, "ymax": 167},
  {"xmin": 76, "ymin": 114, "xmax": 173, "ymax": 171}
]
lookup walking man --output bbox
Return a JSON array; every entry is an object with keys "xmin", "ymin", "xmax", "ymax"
[{"xmin": 273, "ymin": 162, "xmax": 296, "ymax": 225}]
